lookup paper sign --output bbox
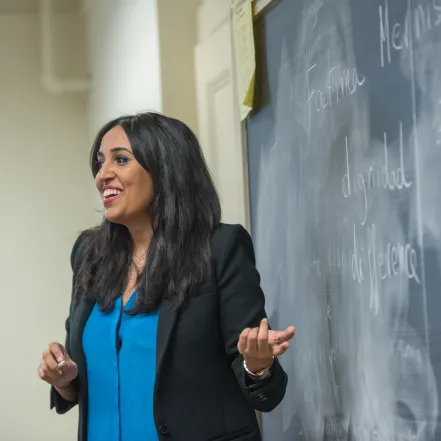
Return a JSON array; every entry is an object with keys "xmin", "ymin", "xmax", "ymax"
[{"xmin": 232, "ymin": 0, "xmax": 256, "ymax": 121}]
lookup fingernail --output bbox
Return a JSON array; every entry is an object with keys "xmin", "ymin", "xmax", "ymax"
[{"xmin": 58, "ymin": 360, "xmax": 66, "ymax": 368}]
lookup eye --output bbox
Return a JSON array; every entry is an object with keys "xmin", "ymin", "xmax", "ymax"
[
  {"xmin": 116, "ymin": 156, "xmax": 129, "ymax": 165},
  {"xmin": 96, "ymin": 160, "xmax": 104, "ymax": 170}
]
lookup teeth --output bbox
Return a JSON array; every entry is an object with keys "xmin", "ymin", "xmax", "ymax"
[{"xmin": 103, "ymin": 189, "xmax": 121, "ymax": 198}]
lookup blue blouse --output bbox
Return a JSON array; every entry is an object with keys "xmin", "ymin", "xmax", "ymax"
[{"xmin": 83, "ymin": 294, "xmax": 159, "ymax": 441}]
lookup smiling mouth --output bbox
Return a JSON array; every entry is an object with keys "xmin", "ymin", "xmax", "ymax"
[{"xmin": 103, "ymin": 189, "xmax": 122, "ymax": 204}]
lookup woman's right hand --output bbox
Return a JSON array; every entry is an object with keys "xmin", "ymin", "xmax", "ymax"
[{"xmin": 38, "ymin": 342, "xmax": 78, "ymax": 388}]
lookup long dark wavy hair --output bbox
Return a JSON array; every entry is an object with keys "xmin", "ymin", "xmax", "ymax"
[{"xmin": 75, "ymin": 112, "xmax": 222, "ymax": 314}]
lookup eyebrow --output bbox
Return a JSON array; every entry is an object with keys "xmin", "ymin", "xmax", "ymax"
[{"xmin": 96, "ymin": 147, "xmax": 133, "ymax": 158}]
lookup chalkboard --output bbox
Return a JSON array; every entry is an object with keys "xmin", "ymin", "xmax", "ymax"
[{"xmin": 246, "ymin": 1, "xmax": 441, "ymax": 440}]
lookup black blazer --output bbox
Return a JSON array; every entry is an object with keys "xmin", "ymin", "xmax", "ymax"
[{"xmin": 50, "ymin": 223, "xmax": 288, "ymax": 441}]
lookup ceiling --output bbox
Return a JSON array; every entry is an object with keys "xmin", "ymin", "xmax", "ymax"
[{"xmin": 0, "ymin": 0, "xmax": 81, "ymax": 14}]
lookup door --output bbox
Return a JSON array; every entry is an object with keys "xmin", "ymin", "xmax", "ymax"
[{"xmin": 194, "ymin": 0, "xmax": 250, "ymax": 229}]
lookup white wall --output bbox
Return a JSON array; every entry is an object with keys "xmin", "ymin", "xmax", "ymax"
[{"xmin": 0, "ymin": 14, "xmax": 95, "ymax": 441}]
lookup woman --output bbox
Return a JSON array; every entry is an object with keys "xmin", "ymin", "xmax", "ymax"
[{"xmin": 37, "ymin": 112, "xmax": 295, "ymax": 441}]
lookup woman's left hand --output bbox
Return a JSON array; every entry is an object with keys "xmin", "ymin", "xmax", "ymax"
[{"xmin": 237, "ymin": 318, "xmax": 296, "ymax": 373}]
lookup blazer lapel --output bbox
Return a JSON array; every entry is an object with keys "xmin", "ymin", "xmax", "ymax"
[
  {"xmin": 69, "ymin": 296, "xmax": 94, "ymax": 375},
  {"xmin": 156, "ymin": 296, "xmax": 178, "ymax": 374},
  {"xmin": 68, "ymin": 295, "xmax": 94, "ymax": 441}
]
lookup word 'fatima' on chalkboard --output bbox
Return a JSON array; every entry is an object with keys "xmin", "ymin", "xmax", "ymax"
[{"xmin": 232, "ymin": 0, "xmax": 256, "ymax": 121}]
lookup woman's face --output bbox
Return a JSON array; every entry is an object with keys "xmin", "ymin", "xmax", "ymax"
[{"xmin": 95, "ymin": 125, "xmax": 154, "ymax": 226}]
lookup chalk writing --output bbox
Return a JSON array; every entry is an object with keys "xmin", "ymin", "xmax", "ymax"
[
  {"xmin": 379, "ymin": 0, "xmax": 441, "ymax": 67},
  {"xmin": 352, "ymin": 224, "xmax": 365, "ymax": 283},
  {"xmin": 302, "ymin": 0, "xmax": 323, "ymax": 30},
  {"xmin": 253, "ymin": 2, "xmax": 440, "ymax": 440},
  {"xmin": 327, "ymin": 238, "xmax": 351, "ymax": 271},
  {"xmin": 320, "ymin": 222, "xmax": 421, "ymax": 315},
  {"xmin": 367, "ymin": 223, "xmax": 420, "ymax": 314},
  {"xmin": 342, "ymin": 122, "xmax": 412, "ymax": 225},
  {"xmin": 307, "ymin": 55, "xmax": 366, "ymax": 116}
]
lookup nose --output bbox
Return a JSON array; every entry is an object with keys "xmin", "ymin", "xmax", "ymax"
[{"xmin": 96, "ymin": 160, "xmax": 116, "ymax": 186}]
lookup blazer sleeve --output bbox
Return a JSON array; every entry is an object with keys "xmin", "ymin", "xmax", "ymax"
[
  {"xmin": 50, "ymin": 232, "xmax": 86, "ymax": 414},
  {"xmin": 214, "ymin": 224, "xmax": 288, "ymax": 412}
]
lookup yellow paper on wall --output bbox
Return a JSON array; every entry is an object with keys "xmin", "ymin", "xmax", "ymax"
[{"xmin": 232, "ymin": 0, "xmax": 256, "ymax": 121}]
